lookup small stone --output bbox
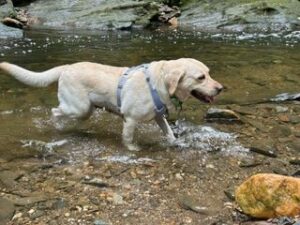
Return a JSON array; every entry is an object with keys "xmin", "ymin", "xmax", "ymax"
[
  {"xmin": 28, "ymin": 209, "xmax": 35, "ymax": 214},
  {"xmin": 51, "ymin": 198, "xmax": 67, "ymax": 209},
  {"xmin": 29, "ymin": 210, "xmax": 44, "ymax": 219},
  {"xmin": 12, "ymin": 212, "xmax": 22, "ymax": 220},
  {"xmin": 206, "ymin": 164, "xmax": 215, "ymax": 169},
  {"xmin": 224, "ymin": 189, "xmax": 235, "ymax": 201},
  {"xmin": 289, "ymin": 115, "xmax": 300, "ymax": 124},
  {"xmin": 64, "ymin": 212, "xmax": 70, "ymax": 217},
  {"xmin": 178, "ymin": 194, "xmax": 209, "ymax": 214},
  {"xmin": 239, "ymin": 158, "xmax": 262, "ymax": 168},
  {"xmin": 272, "ymin": 60, "xmax": 282, "ymax": 64},
  {"xmin": 183, "ymin": 216, "xmax": 193, "ymax": 223},
  {"xmin": 275, "ymin": 106, "xmax": 289, "ymax": 113},
  {"xmin": 112, "ymin": 193, "xmax": 124, "ymax": 205},
  {"xmin": 94, "ymin": 219, "xmax": 108, "ymax": 225},
  {"xmin": 175, "ymin": 173, "xmax": 183, "ymax": 180},
  {"xmin": 278, "ymin": 114, "xmax": 290, "ymax": 122},
  {"xmin": 206, "ymin": 108, "xmax": 240, "ymax": 121},
  {"xmin": 82, "ymin": 177, "xmax": 109, "ymax": 188},
  {"xmin": 249, "ymin": 147, "xmax": 277, "ymax": 158},
  {"xmin": 235, "ymin": 173, "xmax": 300, "ymax": 218}
]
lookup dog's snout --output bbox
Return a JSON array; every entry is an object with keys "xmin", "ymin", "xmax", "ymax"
[{"xmin": 215, "ymin": 85, "xmax": 223, "ymax": 94}]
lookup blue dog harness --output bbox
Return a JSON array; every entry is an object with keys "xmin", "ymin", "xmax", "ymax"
[{"xmin": 117, "ymin": 64, "xmax": 167, "ymax": 117}]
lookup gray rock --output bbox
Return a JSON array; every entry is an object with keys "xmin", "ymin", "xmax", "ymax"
[
  {"xmin": 0, "ymin": 23, "xmax": 23, "ymax": 39},
  {"xmin": 0, "ymin": 197, "xmax": 15, "ymax": 224},
  {"xmin": 26, "ymin": 0, "xmax": 161, "ymax": 30},
  {"xmin": 179, "ymin": 0, "xmax": 300, "ymax": 33},
  {"xmin": 206, "ymin": 107, "xmax": 240, "ymax": 121}
]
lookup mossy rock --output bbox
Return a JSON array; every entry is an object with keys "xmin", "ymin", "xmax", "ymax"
[{"xmin": 235, "ymin": 173, "xmax": 300, "ymax": 219}]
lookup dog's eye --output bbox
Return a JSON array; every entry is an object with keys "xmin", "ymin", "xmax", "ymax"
[{"xmin": 197, "ymin": 75, "xmax": 205, "ymax": 80}]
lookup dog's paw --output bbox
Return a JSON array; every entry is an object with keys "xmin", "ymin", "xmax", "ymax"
[
  {"xmin": 167, "ymin": 135, "xmax": 176, "ymax": 143},
  {"xmin": 127, "ymin": 144, "xmax": 141, "ymax": 152}
]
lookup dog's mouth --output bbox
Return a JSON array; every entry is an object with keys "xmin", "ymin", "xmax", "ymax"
[{"xmin": 191, "ymin": 90, "xmax": 214, "ymax": 103}]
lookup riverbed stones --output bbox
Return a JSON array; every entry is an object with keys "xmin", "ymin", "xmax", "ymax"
[
  {"xmin": 0, "ymin": 197, "xmax": 15, "ymax": 224},
  {"xmin": 235, "ymin": 173, "xmax": 300, "ymax": 218}
]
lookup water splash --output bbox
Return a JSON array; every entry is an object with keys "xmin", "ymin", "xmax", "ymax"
[
  {"xmin": 96, "ymin": 155, "xmax": 156, "ymax": 164},
  {"xmin": 21, "ymin": 139, "xmax": 68, "ymax": 157},
  {"xmin": 171, "ymin": 120, "xmax": 248, "ymax": 156}
]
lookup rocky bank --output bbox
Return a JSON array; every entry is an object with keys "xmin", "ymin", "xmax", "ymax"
[{"xmin": 0, "ymin": 0, "xmax": 300, "ymax": 37}]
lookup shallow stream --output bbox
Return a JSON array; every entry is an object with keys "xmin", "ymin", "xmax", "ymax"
[{"xmin": 0, "ymin": 29, "xmax": 299, "ymax": 225}]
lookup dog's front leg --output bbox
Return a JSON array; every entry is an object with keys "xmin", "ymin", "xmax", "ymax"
[
  {"xmin": 155, "ymin": 115, "xmax": 176, "ymax": 143},
  {"xmin": 122, "ymin": 118, "xmax": 140, "ymax": 151}
]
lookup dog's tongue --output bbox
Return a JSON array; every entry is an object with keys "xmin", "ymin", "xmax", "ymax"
[{"xmin": 205, "ymin": 96, "xmax": 214, "ymax": 103}]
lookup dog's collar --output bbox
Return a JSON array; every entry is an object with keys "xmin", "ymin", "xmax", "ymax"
[
  {"xmin": 171, "ymin": 96, "xmax": 183, "ymax": 111},
  {"xmin": 117, "ymin": 64, "xmax": 167, "ymax": 117}
]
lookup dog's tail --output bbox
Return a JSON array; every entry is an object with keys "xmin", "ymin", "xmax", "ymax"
[{"xmin": 0, "ymin": 62, "xmax": 67, "ymax": 87}]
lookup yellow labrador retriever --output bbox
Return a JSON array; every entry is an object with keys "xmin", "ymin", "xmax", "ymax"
[{"xmin": 0, "ymin": 58, "xmax": 223, "ymax": 150}]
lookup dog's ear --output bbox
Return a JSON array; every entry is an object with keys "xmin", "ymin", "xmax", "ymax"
[{"xmin": 166, "ymin": 68, "xmax": 184, "ymax": 96}]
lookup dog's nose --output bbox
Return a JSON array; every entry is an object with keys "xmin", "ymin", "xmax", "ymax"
[{"xmin": 215, "ymin": 85, "xmax": 223, "ymax": 94}]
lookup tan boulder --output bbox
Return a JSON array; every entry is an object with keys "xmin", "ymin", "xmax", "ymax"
[{"xmin": 235, "ymin": 173, "xmax": 300, "ymax": 219}]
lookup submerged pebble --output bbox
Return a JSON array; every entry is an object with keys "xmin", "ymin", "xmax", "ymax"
[{"xmin": 178, "ymin": 194, "xmax": 209, "ymax": 214}]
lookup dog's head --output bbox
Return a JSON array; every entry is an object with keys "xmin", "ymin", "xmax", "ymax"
[{"xmin": 163, "ymin": 58, "xmax": 223, "ymax": 103}]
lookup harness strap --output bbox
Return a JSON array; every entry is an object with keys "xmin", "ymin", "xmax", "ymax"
[
  {"xmin": 117, "ymin": 64, "xmax": 145, "ymax": 109},
  {"xmin": 144, "ymin": 65, "xmax": 167, "ymax": 117},
  {"xmin": 117, "ymin": 64, "xmax": 167, "ymax": 117}
]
